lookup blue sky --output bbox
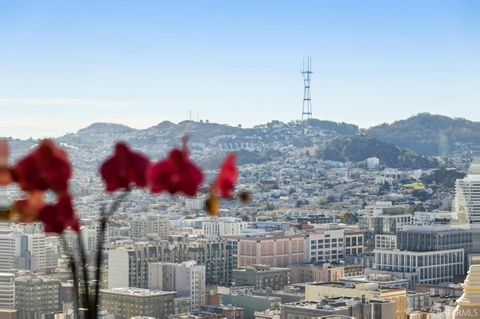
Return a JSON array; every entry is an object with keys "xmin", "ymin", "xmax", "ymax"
[{"xmin": 0, "ymin": 0, "xmax": 479, "ymax": 138}]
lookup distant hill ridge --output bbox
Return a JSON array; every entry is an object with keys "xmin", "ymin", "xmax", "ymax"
[
  {"xmin": 318, "ymin": 135, "xmax": 438, "ymax": 169},
  {"xmin": 6, "ymin": 113, "xmax": 480, "ymax": 166},
  {"xmin": 366, "ymin": 113, "xmax": 480, "ymax": 156}
]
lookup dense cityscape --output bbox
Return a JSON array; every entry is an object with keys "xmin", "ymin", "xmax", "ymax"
[{"xmin": 1, "ymin": 114, "xmax": 480, "ymax": 319}]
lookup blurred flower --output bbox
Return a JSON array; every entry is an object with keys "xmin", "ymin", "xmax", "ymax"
[
  {"xmin": 100, "ymin": 142, "xmax": 150, "ymax": 192},
  {"xmin": 213, "ymin": 154, "xmax": 238, "ymax": 198},
  {"xmin": 204, "ymin": 194, "xmax": 220, "ymax": 216},
  {"xmin": 37, "ymin": 194, "xmax": 80, "ymax": 234},
  {"xmin": 13, "ymin": 191, "xmax": 45, "ymax": 223},
  {"xmin": 13, "ymin": 139, "xmax": 71, "ymax": 193},
  {"xmin": 0, "ymin": 140, "xmax": 12, "ymax": 185},
  {"xmin": 0, "ymin": 207, "xmax": 15, "ymax": 221},
  {"xmin": 238, "ymin": 191, "xmax": 251, "ymax": 203},
  {"xmin": 148, "ymin": 148, "xmax": 203, "ymax": 197}
]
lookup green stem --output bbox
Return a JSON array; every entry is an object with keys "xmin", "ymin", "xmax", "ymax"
[
  {"xmin": 76, "ymin": 232, "xmax": 90, "ymax": 318},
  {"xmin": 93, "ymin": 191, "xmax": 130, "ymax": 318},
  {"xmin": 62, "ymin": 237, "xmax": 80, "ymax": 319}
]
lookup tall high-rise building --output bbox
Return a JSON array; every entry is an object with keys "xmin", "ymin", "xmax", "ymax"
[
  {"xmin": 0, "ymin": 273, "xmax": 15, "ymax": 316},
  {"xmin": 27, "ymin": 234, "xmax": 46, "ymax": 273},
  {"xmin": 0, "ymin": 224, "xmax": 15, "ymax": 272},
  {"xmin": 455, "ymin": 159, "xmax": 480, "ymax": 224},
  {"xmin": 148, "ymin": 261, "xmax": 206, "ymax": 311},
  {"xmin": 15, "ymin": 233, "xmax": 49, "ymax": 273}
]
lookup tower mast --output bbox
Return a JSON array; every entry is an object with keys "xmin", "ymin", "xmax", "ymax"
[{"xmin": 301, "ymin": 57, "xmax": 313, "ymax": 120}]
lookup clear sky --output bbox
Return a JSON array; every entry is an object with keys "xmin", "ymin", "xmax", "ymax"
[{"xmin": 1, "ymin": 0, "xmax": 479, "ymax": 139}]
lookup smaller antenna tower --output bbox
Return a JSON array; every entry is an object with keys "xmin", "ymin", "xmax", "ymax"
[{"xmin": 301, "ymin": 57, "xmax": 313, "ymax": 120}]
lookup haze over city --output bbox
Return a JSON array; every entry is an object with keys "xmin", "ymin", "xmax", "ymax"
[
  {"xmin": 1, "ymin": 0, "xmax": 479, "ymax": 139},
  {"xmin": 4, "ymin": 2, "xmax": 480, "ymax": 319}
]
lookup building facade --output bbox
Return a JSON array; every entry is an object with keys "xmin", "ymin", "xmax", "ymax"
[
  {"xmin": 202, "ymin": 218, "xmax": 247, "ymax": 239},
  {"xmin": 227, "ymin": 235, "xmax": 305, "ymax": 268},
  {"xmin": 455, "ymin": 171, "xmax": 480, "ymax": 224},
  {"xmin": 101, "ymin": 288, "xmax": 176, "ymax": 319},
  {"xmin": 0, "ymin": 273, "xmax": 15, "ymax": 311},
  {"xmin": 148, "ymin": 260, "xmax": 206, "ymax": 311},
  {"xmin": 0, "ymin": 226, "xmax": 15, "ymax": 272},
  {"xmin": 396, "ymin": 226, "xmax": 472, "ymax": 253},
  {"xmin": 374, "ymin": 248, "xmax": 465, "ymax": 288},
  {"xmin": 15, "ymin": 274, "xmax": 61, "ymax": 319},
  {"xmin": 304, "ymin": 282, "xmax": 407, "ymax": 319},
  {"xmin": 233, "ymin": 265, "xmax": 290, "ymax": 290},
  {"xmin": 131, "ymin": 214, "xmax": 170, "ymax": 240},
  {"xmin": 108, "ymin": 239, "xmax": 234, "ymax": 289},
  {"xmin": 305, "ymin": 229, "xmax": 344, "ymax": 263},
  {"xmin": 290, "ymin": 263, "xmax": 345, "ymax": 284}
]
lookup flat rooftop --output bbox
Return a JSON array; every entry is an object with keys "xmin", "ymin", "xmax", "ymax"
[{"xmin": 102, "ymin": 287, "xmax": 175, "ymax": 296}]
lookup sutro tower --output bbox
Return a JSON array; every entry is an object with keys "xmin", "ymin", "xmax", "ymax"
[{"xmin": 301, "ymin": 57, "xmax": 313, "ymax": 120}]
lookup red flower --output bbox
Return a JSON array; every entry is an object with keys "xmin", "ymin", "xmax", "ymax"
[
  {"xmin": 13, "ymin": 139, "xmax": 71, "ymax": 193},
  {"xmin": 14, "ymin": 191, "xmax": 45, "ymax": 223},
  {"xmin": 37, "ymin": 194, "xmax": 80, "ymax": 234},
  {"xmin": 148, "ymin": 148, "xmax": 203, "ymax": 197},
  {"xmin": 213, "ymin": 154, "xmax": 238, "ymax": 198},
  {"xmin": 100, "ymin": 143, "xmax": 150, "ymax": 192}
]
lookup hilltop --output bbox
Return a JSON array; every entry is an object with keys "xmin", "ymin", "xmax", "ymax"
[
  {"xmin": 366, "ymin": 113, "xmax": 480, "ymax": 156},
  {"xmin": 6, "ymin": 113, "xmax": 480, "ymax": 172},
  {"xmin": 318, "ymin": 135, "xmax": 438, "ymax": 169}
]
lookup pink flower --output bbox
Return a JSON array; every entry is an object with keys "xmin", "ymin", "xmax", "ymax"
[{"xmin": 100, "ymin": 143, "xmax": 150, "ymax": 192}]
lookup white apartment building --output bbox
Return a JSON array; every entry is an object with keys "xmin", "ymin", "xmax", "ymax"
[
  {"xmin": 107, "ymin": 247, "xmax": 130, "ymax": 289},
  {"xmin": 185, "ymin": 196, "xmax": 205, "ymax": 210},
  {"xmin": 202, "ymin": 217, "xmax": 247, "ymax": 239},
  {"xmin": 0, "ymin": 273, "xmax": 15, "ymax": 310},
  {"xmin": 366, "ymin": 157, "xmax": 380, "ymax": 169},
  {"xmin": 375, "ymin": 234, "xmax": 397, "ymax": 250},
  {"xmin": 374, "ymin": 248, "xmax": 464, "ymax": 288},
  {"xmin": 360, "ymin": 201, "xmax": 409, "ymax": 232},
  {"xmin": 344, "ymin": 230, "xmax": 364, "ymax": 255},
  {"xmin": 81, "ymin": 225, "xmax": 98, "ymax": 253},
  {"xmin": 455, "ymin": 174, "xmax": 480, "ymax": 224},
  {"xmin": 148, "ymin": 261, "xmax": 206, "ymax": 311},
  {"xmin": 305, "ymin": 229, "xmax": 345, "ymax": 263},
  {"xmin": 414, "ymin": 211, "xmax": 458, "ymax": 223},
  {"xmin": 27, "ymin": 234, "xmax": 46, "ymax": 273},
  {"xmin": 0, "ymin": 225, "xmax": 15, "ymax": 272}
]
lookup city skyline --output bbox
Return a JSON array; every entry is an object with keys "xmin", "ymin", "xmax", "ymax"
[{"xmin": 2, "ymin": 2, "xmax": 480, "ymax": 318}]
